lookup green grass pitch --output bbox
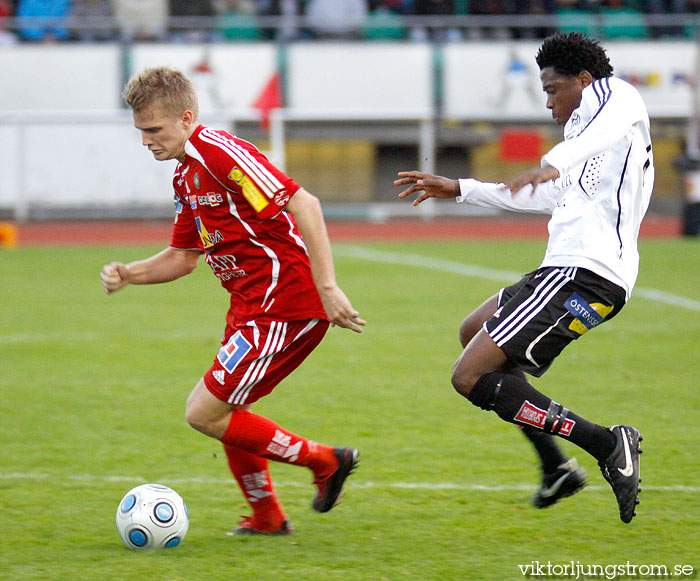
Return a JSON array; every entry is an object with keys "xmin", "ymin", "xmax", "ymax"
[{"xmin": 1, "ymin": 237, "xmax": 698, "ymax": 580}]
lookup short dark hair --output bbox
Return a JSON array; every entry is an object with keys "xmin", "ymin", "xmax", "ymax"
[{"xmin": 536, "ymin": 32, "xmax": 613, "ymax": 79}]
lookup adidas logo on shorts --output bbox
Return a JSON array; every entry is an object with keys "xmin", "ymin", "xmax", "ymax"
[{"xmin": 213, "ymin": 369, "xmax": 226, "ymax": 385}]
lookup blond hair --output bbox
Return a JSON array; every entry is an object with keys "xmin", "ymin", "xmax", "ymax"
[{"xmin": 122, "ymin": 66, "xmax": 199, "ymax": 119}]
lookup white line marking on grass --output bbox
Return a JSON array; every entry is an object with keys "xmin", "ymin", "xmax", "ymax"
[
  {"xmin": 2, "ymin": 247, "xmax": 696, "ymax": 345},
  {"xmin": 1, "ymin": 473, "xmax": 698, "ymax": 493},
  {"xmin": 336, "ymin": 245, "xmax": 700, "ymax": 312},
  {"xmin": 0, "ymin": 332, "xmax": 102, "ymax": 344},
  {"xmin": 633, "ymin": 288, "xmax": 700, "ymax": 311},
  {"xmin": 0, "ymin": 330, "xmax": 211, "ymax": 344},
  {"xmin": 337, "ymin": 246, "xmax": 521, "ymax": 283}
]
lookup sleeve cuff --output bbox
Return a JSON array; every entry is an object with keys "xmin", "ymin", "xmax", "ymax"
[{"xmin": 456, "ymin": 178, "xmax": 478, "ymax": 203}]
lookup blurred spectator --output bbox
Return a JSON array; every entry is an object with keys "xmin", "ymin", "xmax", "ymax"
[
  {"xmin": 369, "ymin": 0, "xmax": 411, "ymax": 11},
  {"xmin": 364, "ymin": 0, "xmax": 406, "ymax": 40},
  {"xmin": 0, "ymin": 0, "xmax": 18, "ymax": 44},
  {"xmin": 644, "ymin": 0, "xmax": 687, "ymax": 38},
  {"xmin": 493, "ymin": 47, "xmax": 542, "ymax": 112},
  {"xmin": 464, "ymin": 0, "xmax": 510, "ymax": 39},
  {"xmin": 69, "ymin": 0, "xmax": 117, "ymax": 42},
  {"xmin": 16, "ymin": 0, "xmax": 70, "ymax": 42},
  {"xmin": 169, "ymin": 0, "xmax": 215, "ymax": 41},
  {"xmin": 216, "ymin": 0, "xmax": 260, "ymax": 41},
  {"xmin": 555, "ymin": 0, "xmax": 600, "ymax": 37},
  {"xmin": 113, "ymin": 0, "xmax": 168, "ymax": 41},
  {"xmin": 600, "ymin": 0, "xmax": 647, "ymax": 39},
  {"xmin": 305, "ymin": 0, "xmax": 368, "ymax": 40},
  {"xmin": 512, "ymin": 0, "xmax": 555, "ymax": 39},
  {"xmin": 258, "ymin": 0, "xmax": 303, "ymax": 41},
  {"xmin": 369, "ymin": 0, "xmax": 410, "ymax": 7},
  {"xmin": 410, "ymin": 0, "xmax": 461, "ymax": 42},
  {"xmin": 411, "ymin": 0, "xmax": 455, "ymax": 14},
  {"xmin": 170, "ymin": 0, "xmax": 215, "ymax": 19}
]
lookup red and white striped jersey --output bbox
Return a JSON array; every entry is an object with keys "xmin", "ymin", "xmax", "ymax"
[{"xmin": 170, "ymin": 124, "xmax": 327, "ymax": 325}]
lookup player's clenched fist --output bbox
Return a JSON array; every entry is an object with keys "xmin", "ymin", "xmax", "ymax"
[{"xmin": 100, "ymin": 262, "xmax": 130, "ymax": 294}]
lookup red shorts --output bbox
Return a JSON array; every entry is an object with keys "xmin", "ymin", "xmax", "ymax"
[{"xmin": 204, "ymin": 318, "xmax": 329, "ymax": 405}]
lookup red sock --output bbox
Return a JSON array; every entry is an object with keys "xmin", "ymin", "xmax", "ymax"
[
  {"xmin": 221, "ymin": 410, "xmax": 337, "ymax": 477},
  {"xmin": 223, "ymin": 443, "xmax": 286, "ymax": 527}
]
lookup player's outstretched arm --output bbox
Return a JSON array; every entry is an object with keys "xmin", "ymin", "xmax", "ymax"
[
  {"xmin": 286, "ymin": 188, "xmax": 366, "ymax": 333},
  {"xmin": 100, "ymin": 247, "xmax": 200, "ymax": 294},
  {"xmin": 394, "ymin": 171, "xmax": 460, "ymax": 206}
]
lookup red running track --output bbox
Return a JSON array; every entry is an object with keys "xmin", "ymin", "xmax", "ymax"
[{"xmin": 9, "ymin": 215, "xmax": 682, "ymax": 247}]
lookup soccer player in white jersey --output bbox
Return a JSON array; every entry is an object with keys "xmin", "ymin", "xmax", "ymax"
[{"xmin": 395, "ymin": 32, "xmax": 651, "ymax": 523}]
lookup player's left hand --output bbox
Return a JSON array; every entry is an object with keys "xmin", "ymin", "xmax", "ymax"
[
  {"xmin": 318, "ymin": 285, "xmax": 366, "ymax": 333},
  {"xmin": 503, "ymin": 165, "xmax": 560, "ymax": 196}
]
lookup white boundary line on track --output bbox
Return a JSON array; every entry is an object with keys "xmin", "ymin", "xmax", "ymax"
[
  {"xmin": 335, "ymin": 245, "xmax": 700, "ymax": 312},
  {"xmin": 1, "ymin": 473, "xmax": 698, "ymax": 493}
]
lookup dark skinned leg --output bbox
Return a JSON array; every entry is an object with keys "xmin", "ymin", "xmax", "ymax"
[
  {"xmin": 452, "ymin": 329, "xmax": 615, "ymax": 461},
  {"xmin": 458, "ymin": 295, "xmax": 566, "ymax": 472}
]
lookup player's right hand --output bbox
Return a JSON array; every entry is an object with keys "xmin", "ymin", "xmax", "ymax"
[
  {"xmin": 318, "ymin": 285, "xmax": 366, "ymax": 334},
  {"xmin": 100, "ymin": 262, "xmax": 130, "ymax": 294},
  {"xmin": 394, "ymin": 171, "xmax": 460, "ymax": 206}
]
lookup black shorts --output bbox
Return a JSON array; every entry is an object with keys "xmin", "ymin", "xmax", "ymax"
[{"xmin": 485, "ymin": 266, "xmax": 626, "ymax": 377}]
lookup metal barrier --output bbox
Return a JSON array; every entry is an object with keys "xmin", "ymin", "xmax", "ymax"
[{"xmin": 0, "ymin": 109, "xmax": 446, "ymax": 222}]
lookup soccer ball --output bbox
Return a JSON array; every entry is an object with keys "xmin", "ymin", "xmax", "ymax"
[{"xmin": 115, "ymin": 484, "xmax": 189, "ymax": 550}]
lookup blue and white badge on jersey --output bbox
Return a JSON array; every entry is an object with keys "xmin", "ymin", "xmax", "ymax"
[{"xmin": 564, "ymin": 293, "xmax": 604, "ymax": 330}]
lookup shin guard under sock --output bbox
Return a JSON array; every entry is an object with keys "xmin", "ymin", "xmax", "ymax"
[
  {"xmin": 506, "ymin": 368, "xmax": 569, "ymax": 473},
  {"xmin": 468, "ymin": 371, "xmax": 616, "ymax": 461},
  {"xmin": 221, "ymin": 410, "xmax": 337, "ymax": 475}
]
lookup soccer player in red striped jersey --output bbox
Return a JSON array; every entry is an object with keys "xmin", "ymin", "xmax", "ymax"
[{"xmin": 101, "ymin": 66, "xmax": 365, "ymax": 535}]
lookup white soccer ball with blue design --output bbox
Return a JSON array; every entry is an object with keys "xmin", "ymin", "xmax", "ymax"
[{"xmin": 115, "ymin": 484, "xmax": 189, "ymax": 550}]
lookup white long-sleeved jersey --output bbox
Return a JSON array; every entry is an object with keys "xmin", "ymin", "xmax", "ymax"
[{"xmin": 457, "ymin": 76, "xmax": 654, "ymax": 299}]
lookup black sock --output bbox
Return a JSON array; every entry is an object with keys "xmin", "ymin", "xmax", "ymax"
[
  {"xmin": 468, "ymin": 371, "xmax": 616, "ymax": 462},
  {"xmin": 520, "ymin": 426, "xmax": 568, "ymax": 474},
  {"xmin": 505, "ymin": 369, "xmax": 568, "ymax": 473}
]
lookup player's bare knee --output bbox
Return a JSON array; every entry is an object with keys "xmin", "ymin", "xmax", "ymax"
[
  {"xmin": 451, "ymin": 365, "xmax": 478, "ymax": 398},
  {"xmin": 185, "ymin": 404, "xmax": 222, "ymax": 439},
  {"xmin": 185, "ymin": 405, "xmax": 208, "ymax": 434}
]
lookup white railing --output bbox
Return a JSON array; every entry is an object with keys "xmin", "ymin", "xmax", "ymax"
[{"xmin": 0, "ymin": 109, "xmax": 446, "ymax": 222}]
